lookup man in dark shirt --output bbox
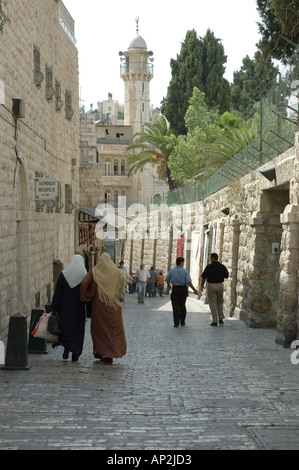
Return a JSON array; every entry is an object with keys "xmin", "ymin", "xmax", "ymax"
[{"xmin": 201, "ymin": 253, "xmax": 229, "ymax": 326}]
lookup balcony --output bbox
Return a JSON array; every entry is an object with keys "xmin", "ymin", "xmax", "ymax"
[
  {"xmin": 120, "ymin": 62, "xmax": 154, "ymax": 77},
  {"xmin": 59, "ymin": 1, "xmax": 76, "ymax": 45}
]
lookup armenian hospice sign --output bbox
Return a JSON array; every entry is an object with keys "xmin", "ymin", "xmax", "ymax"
[{"xmin": 35, "ymin": 178, "xmax": 59, "ymax": 200}]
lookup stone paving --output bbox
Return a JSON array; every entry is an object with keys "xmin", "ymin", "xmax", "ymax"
[{"xmin": 1, "ymin": 292, "xmax": 299, "ymax": 451}]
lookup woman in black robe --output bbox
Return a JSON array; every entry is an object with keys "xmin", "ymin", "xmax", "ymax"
[{"xmin": 51, "ymin": 254, "xmax": 87, "ymax": 361}]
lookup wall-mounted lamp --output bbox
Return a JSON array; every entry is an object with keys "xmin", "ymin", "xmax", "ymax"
[
  {"xmin": 220, "ymin": 206, "xmax": 230, "ymax": 216},
  {"xmin": 203, "ymin": 223, "xmax": 209, "ymax": 229},
  {"xmin": 260, "ymin": 167, "xmax": 276, "ymax": 182}
]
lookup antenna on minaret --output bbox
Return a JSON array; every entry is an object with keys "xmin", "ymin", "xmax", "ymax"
[{"xmin": 135, "ymin": 16, "xmax": 139, "ymax": 35}]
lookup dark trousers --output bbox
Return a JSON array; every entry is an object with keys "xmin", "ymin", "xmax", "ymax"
[{"xmin": 170, "ymin": 285, "xmax": 188, "ymax": 326}]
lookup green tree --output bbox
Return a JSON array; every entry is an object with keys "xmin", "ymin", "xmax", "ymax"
[
  {"xmin": 167, "ymin": 88, "xmax": 217, "ymax": 181},
  {"xmin": 161, "ymin": 29, "xmax": 230, "ymax": 136},
  {"xmin": 161, "ymin": 30, "xmax": 203, "ymax": 136},
  {"xmin": 231, "ymin": 51, "xmax": 278, "ymax": 119},
  {"xmin": 126, "ymin": 116, "xmax": 176, "ymax": 190},
  {"xmin": 168, "ymin": 87, "xmax": 258, "ymax": 183},
  {"xmin": 256, "ymin": 0, "xmax": 299, "ymax": 62}
]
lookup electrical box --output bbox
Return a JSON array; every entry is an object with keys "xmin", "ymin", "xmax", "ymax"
[
  {"xmin": 272, "ymin": 242, "xmax": 280, "ymax": 254},
  {"xmin": 12, "ymin": 99, "xmax": 25, "ymax": 118}
]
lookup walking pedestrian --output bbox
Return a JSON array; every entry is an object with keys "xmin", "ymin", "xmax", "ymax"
[
  {"xmin": 148, "ymin": 267, "xmax": 158, "ymax": 297},
  {"xmin": 118, "ymin": 260, "xmax": 129, "ymax": 301},
  {"xmin": 80, "ymin": 252, "xmax": 127, "ymax": 364},
  {"xmin": 135, "ymin": 263, "xmax": 150, "ymax": 303},
  {"xmin": 157, "ymin": 271, "xmax": 165, "ymax": 297},
  {"xmin": 201, "ymin": 252, "xmax": 229, "ymax": 326},
  {"xmin": 165, "ymin": 257, "xmax": 198, "ymax": 327},
  {"xmin": 51, "ymin": 254, "xmax": 87, "ymax": 362}
]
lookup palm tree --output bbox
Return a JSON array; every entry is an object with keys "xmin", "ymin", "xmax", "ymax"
[
  {"xmin": 126, "ymin": 116, "xmax": 176, "ymax": 190},
  {"xmin": 194, "ymin": 113, "xmax": 258, "ymax": 180}
]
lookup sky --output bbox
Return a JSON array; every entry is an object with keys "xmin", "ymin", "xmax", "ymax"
[{"xmin": 62, "ymin": 0, "xmax": 262, "ymax": 110}]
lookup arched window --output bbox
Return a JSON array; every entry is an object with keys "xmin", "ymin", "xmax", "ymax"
[
  {"xmin": 114, "ymin": 159, "xmax": 119, "ymax": 175},
  {"xmin": 105, "ymin": 189, "xmax": 111, "ymax": 203},
  {"xmin": 104, "ymin": 158, "xmax": 111, "ymax": 176},
  {"xmin": 121, "ymin": 159, "xmax": 126, "ymax": 176}
]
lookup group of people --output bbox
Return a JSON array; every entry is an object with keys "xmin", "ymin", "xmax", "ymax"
[
  {"xmin": 134, "ymin": 264, "xmax": 165, "ymax": 303},
  {"xmin": 50, "ymin": 250, "xmax": 229, "ymax": 362}
]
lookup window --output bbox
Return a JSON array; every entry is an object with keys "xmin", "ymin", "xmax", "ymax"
[
  {"xmin": 45, "ymin": 66, "xmax": 55, "ymax": 101},
  {"xmin": 65, "ymin": 90, "xmax": 74, "ymax": 121},
  {"xmin": 105, "ymin": 189, "xmax": 111, "ymax": 204},
  {"xmin": 65, "ymin": 184, "xmax": 74, "ymax": 214},
  {"xmin": 121, "ymin": 159, "xmax": 126, "ymax": 175},
  {"xmin": 114, "ymin": 190, "xmax": 119, "ymax": 207},
  {"xmin": 55, "ymin": 182, "xmax": 63, "ymax": 213},
  {"xmin": 33, "ymin": 46, "xmax": 44, "ymax": 88},
  {"xmin": 104, "ymin": 158, "xmax": 112, "ymax": 176},
  {"xmin": 114, "ymin": 159, "xmax": 119, "ymax": 175},
  {"xmin": 55, "ymin": 80, "xmax": 64, "ymax": 112}
]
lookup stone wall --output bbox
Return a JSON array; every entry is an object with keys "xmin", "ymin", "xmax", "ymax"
[
  {"xmin": 122, "ymin": 133, "xmax": 299, "ymax": 345},
  {"xmin": 0, "ymin": 0, "xmax": 79, "ymax": 338}
]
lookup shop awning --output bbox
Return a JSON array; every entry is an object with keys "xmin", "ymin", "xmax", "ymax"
[{"xmin": 79, "ymin": 207, "xmax": 103, "ymax": 224}]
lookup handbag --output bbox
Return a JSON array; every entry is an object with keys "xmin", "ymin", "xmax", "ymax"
[
  {"xmin": 31, "ymin": 313, "xmax": 59, "ymax": 342},
  {"xmin": 47, "ymin": 313, "xmax": 60, "ymax": 335}
]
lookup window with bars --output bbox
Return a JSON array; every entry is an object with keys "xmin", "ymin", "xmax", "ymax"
[
  {"xmin": 33, "ymin": 46, "xmax": 44, "ymax": 88},
  {"xmin": 65, "ymin": 184, "xmax": 74, "ymax": 214},
  {"xmin": 45, "ymin": 65, "xmax": 55, "ymax": 101},
  {"xmin": 65, "ymin": 90, "xmax": 74, "ymax": 121},
  {"xmin": 55, "ymin": 80, "xmax": 64, "ymax": 112}
]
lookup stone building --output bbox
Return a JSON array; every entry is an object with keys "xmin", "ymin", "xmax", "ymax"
[
  {"xmin": 0, "ymin": 0, "xmax": 79, "ymax": 338},
  {"xmin": 122, "ymin": 133, "xmax": 299, "ymax": 346}
]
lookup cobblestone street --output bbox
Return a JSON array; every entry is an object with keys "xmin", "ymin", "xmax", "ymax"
[{"xmin": 1, "ymin": 292, "xmax": 299, "ymax": 451}]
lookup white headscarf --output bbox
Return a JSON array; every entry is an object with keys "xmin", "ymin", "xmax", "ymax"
[{"xmin": 62, "ymin": 254, "xmax": 87, "ymax": 288}]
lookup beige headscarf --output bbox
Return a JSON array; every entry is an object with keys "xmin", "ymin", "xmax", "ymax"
[
  {"xmin": 92, "ymin": 252, "xmax": 126, "ymax": 309},
  {"xmin": 62, "ymin": 254, "xmax": 87, "ymax": 288}
]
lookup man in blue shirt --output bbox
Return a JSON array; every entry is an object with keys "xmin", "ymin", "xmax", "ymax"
[{"xmin": 165, "ymin": 257, "xmax": 198, "ymax": 327}]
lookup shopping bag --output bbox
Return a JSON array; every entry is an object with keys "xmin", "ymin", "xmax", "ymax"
[
  {"xmin": 47, "ymin": 313, "xmax": 60, "ymax": 335},
  {"xmin": 31, "ymin": 313, "xmax": 59, "ymax": 342}
]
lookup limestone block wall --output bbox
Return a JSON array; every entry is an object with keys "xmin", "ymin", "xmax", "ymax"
[{"xmin": 0, "ymin": 0, "xmax": 79, "ymax": 338}]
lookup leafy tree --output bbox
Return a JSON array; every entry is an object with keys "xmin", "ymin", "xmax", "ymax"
[
  {"xmin": 125, "ymin": 116, "xmax": 176, "ymax": 190},
  {"xmin": 256, "ymin": 0, "xmax": 299, "ymax": 62},
  {"xmin": 231, "ymin": 51, "xmax": 278, "ymax": 120},
  {"xmin": 168, "ymin": 87, "xmax": 258, "ymax": 183},
  {"xmin": 167, "ymin": 88, "xmax": 217, "ymax": 181},
  {"xmin": 161, "ymin": 30, "xmax": 203, "ymax": 136},
  {"xmin": 161, "ymin": 29, "xmax": 230, "ymax": 136}
]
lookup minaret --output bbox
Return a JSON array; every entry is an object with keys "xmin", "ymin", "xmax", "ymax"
[{"xmin": 119, "ymin": 17, "xmax": 154, "ymax": 138}]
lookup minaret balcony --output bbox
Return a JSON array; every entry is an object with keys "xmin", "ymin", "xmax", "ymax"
[{"xmin": 120, "ymin": 62, "xmax": 154, "ymax": 77}]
